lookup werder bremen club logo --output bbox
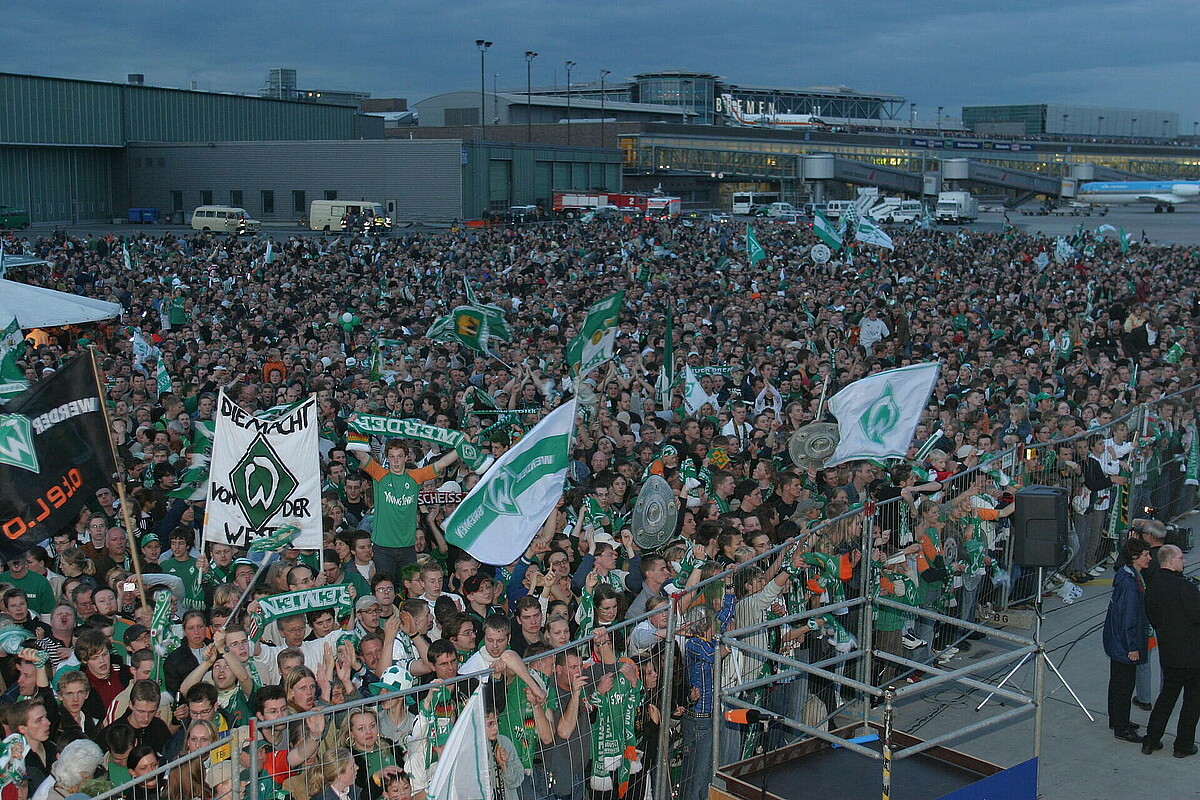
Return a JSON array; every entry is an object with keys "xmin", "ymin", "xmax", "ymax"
[
  {"xmin": 0, "ymin": 414, "xmax": 39, "ymax": 472},
  {"xmin": 858, "ymin": 382, "xmax": 900, "ymax": 446},
  {"xmin": 230, "ymin": 434, "xmax": 298, "ymax": 528}
]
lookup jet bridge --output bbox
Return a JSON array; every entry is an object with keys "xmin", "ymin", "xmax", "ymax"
[
  {"xmin": 940, "ymin": 157, "xmax": 1062, "ymax": 197},
  {"xmin": 802, "ymin": 154, "xmax": 923, "ymax": 196}
]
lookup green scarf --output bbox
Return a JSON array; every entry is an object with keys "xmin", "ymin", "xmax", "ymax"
[
  {"xmin": 348, "ymin": 414, "xmax": 488, "ymax": 470},
  {"xmin": 589, "ymin": 673, "xmax": 643, "ymax": 796}
]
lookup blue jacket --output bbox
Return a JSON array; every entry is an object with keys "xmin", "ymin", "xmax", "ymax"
[{"xmin": 1103, "ymin": 566, "xmax": 1149, "ymax": 664}]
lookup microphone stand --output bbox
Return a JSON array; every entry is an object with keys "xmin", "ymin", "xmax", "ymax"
[{"xmin": 757, "ymin": 717, "xmax": 771, "ymax": 800}]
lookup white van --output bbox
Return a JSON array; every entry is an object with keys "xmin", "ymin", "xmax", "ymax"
[
  {"xmin": 190, "ymin": 206, "xmax": 259, "ymax": 234},
  {"xmin": 823, "ymin": 200, "xmax": 854, "ymax": 220},
  {"xmin": 309, "ymin": 200, "xmax": 389, "ymax": 232}
]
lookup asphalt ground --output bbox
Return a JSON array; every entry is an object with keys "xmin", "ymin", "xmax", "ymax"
[{"xmin": 873, "ymin": 509, "xmax": 1200, "ymax": 800}]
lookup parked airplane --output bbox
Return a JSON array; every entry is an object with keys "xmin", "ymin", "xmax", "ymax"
[
  {"xmin": 720, "ymin": 94, "xmax": 826, "ymax": 129},
  {"xmin": 1076, "ymin": 180, "xmax": 1200, "ymax": 212}
]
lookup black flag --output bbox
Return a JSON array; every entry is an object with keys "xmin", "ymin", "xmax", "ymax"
[{"xmin": 0, "ymin": 353, "xmax": 115, "ymax": 547}]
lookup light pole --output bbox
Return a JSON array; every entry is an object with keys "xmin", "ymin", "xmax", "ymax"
[
  {"xmin": 493, "ymin": 72, "xmax": 498, "ymax": 125},
  {"xmin": 565, "ymin": 60, "xmax": 575, "ymax": 144},
  {"xmin": 525, "ymin": 51, "xmax": 538, "ymax": 143},
  {"xmin": 475, "ymin": 40, "xmax": 492, "ymax": 131},
  {"xmin": 682, "ymin": 79, "xmax": 693, "ymax": 125},
  {"xmin": 600, "ymin": 69, "xmax": 611, "ymax": 147},
  {"xmin": 910, "ymin": 102, "xmax": 916, "ymax": 125},
  {"xmin": 1062, "ymin": 113, "xmax": 1068, "ymax": 136},
  {"xmin": 1163, "ymin": 119, "xmax": 1170, "ymax": 139},
  {"xmin": 1098, "ymin": 115, "xmax": 1105, "ymax": 137},
  {"xmin": 1131, "ymin": 117, "xmax": 1136, "ymax": 138},
  {"xmin": 937, "ymin": 105, "xmax": 943, "ymax": 131}
]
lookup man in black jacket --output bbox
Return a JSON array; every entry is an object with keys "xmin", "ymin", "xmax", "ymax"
[{"xmin": 1141, "ymin": 546, "xmax": 1200, "ymax": 757}]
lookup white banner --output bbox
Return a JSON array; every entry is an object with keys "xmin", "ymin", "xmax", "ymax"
[
  {"xmin": 825, "ymin": 363, "xmax": 940, "ymax": 466},
  {"xmin": 426, "ymin": 686, "xmax": 492, "ymax": 800},
  {"xmin": 203, "ymin": 392, "xmax": 322, "ymax": 549}
]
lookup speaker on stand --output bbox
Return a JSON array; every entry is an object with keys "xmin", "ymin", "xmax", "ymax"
[{"xmin": 1011, "ymin": 485, "xmax": 1069, "ymax": 569}]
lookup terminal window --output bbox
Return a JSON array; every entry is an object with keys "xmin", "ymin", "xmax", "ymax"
[
  {"xmin": 293, "ymin": 190, "xmax": 306, "ymax": 213},
  {"xmin": 325, "ymin": 190, "xmax": 338, "ymax": 201},
  {"xmin": 200, "ymin": 190, "xmax": 213, "ymax": 206},
  {"xmin": 230, "ymin": 190, "xmax": 243, "ymax": 207},
  {"xmin": 261, "ymin": 191, "xmax": 275, "ymax": 215}
]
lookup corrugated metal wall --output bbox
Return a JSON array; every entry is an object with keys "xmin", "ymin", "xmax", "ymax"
[
  {"xmin": 460, "ymin": 143, "xmax": 621, "ymax": 218},
  {"xmin": 1, "ymin": 73, "xmax": 357, "ymax": 145},
  {"xmin": 125, "ymin": 140, "xmax": 464, "ymax": 222},
  {"xmin": 0, "ymin": 146, "xmax": 117, "ymax": 224}
]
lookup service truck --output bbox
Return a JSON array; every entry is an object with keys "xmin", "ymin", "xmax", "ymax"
[
  {"xmin": 935, "ymin": 191, "xmax": 979, "ymax": 224},
  {"xmin": 867, "ymin": 198, "xmax": 925, "ymax": 224},
  {"xmin": 553, "ymin": 191, "xmax": 681, "ymax": 218}
]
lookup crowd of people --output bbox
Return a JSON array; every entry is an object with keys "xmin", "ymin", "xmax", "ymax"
[{"xmin": 0, "ymin": 211, "xmax": 1197, "ymax": 800}]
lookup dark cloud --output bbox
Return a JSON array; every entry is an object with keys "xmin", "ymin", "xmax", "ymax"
[{"xmin": 3, "ymin": 0, "xmax": 1197, "ymax": 121}]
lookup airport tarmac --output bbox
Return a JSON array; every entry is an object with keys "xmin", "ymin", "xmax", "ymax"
[
  {"xmin": 872, "ymin": 509, "xmax": 1200, "ymax": 800},
  {"xmin": 978, "ymin": 204, "xmax": 1200, "ymax": 246}
]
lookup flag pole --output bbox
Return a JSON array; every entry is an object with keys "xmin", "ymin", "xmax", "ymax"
[{"xmin": 88, "ymin": 347, "xmax": 150, "ymax": 611}]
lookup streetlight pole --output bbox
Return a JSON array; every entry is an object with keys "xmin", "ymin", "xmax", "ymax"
[
  {"xmin": 1163, "ymin": 119, "xmax": 1170, "ymax": 140},
  {"xmin": 600, "ymin": 69, "xmax": 611, "ymax": 147},
  {"xmin": 910, "ymin": 102, "xmax": 916, "ymax": 126},
  {"xmin": 525, "ymin": 51, "xmax": 538, "ymax": 143},
  {"xmin": 475, "ymin": 40, "xmax": 492, "ymax": 132},
  {"xmin": 937, "ymin": 105, "xmax": 943, "ymax": 131},
  {"xmin": 565, "ymin": 61, "xmax": 575, "ymax": 145},
  {"xmin": 1062, "ymin": 113, "xmax": 1068, "ymax": 136},
  {"xmin": 493, "ymin": 73, "xmax": 498, "ymax": 125},
  {"xmin": 1098, "ymin": 115, "xmax": 1105, "ymax": 137},
  {"xmin": 1131, "ymin": 117, "xmax": 1137, "ymax": 139}
]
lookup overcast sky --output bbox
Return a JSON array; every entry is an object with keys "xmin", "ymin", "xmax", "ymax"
[{"xmin": 5, "ymin": 0, "xmax": 1199, "ymax": 122}]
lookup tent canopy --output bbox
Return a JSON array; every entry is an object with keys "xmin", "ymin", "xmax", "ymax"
[{"xmin": 0, "ymin": 279, "xmax": 123, "ymax": 328}]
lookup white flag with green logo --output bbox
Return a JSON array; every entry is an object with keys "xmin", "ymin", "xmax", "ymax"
[
  {"xmin": 682, "ymin": 365, "xmax": 717, "ymax": 415},
  {"xmin": 0, "ymin": 312, "xmax": 28, "ymax": 401},
  {"xmin": 567, "ymin": 290, "xmax": 625, "ymax": 378},
  {"xmin": 443, "ymin": 400, "xmax": 576, "ymax": 565},
  {"xmin": 204, "ymin": 391, "xmax": 322, "ymax": 550},
  {"xmin": 825, "ymin": 363, "xmax": 941, "ymax": 466},
  {"xmin": 426, "ymin": 685, "xmax": 493, "ymax": 800},
  {"xmin": 854, "ymin": 216, "xmax": 894, "ymax": 250},
  {"xmin": 812, "ymin": 208, "xmax": 842, "ymax": 250}
]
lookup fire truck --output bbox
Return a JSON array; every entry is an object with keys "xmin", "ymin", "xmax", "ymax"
[{"xmin": 552, "ymin": 191, "xmax": 681, "ymax": 218}]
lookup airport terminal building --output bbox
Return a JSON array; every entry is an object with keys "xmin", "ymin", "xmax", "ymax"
[{"xmin": 4, "ymin": 70, "xmax": 1200, "ymax": 225}]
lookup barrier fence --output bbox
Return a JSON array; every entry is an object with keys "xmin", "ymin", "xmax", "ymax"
[{"xmin": 94, "ymin": 385, "xmax": 1200, "ymax": 800}]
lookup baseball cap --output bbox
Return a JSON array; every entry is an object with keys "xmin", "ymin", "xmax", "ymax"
[
  {"xmin": 463, "ymin": 574, "xmax": 492, "ymax": 595},
  {"xmin": 123, "ymin": 624, "xmax": 151, "ymax": 645},
  {"xmin": 140, "ymin": 533, "xmax": 160, "ymax": 548},
  {"xmin": 356, "ymin": 596, "xmax": 380, "ymax": 611}
]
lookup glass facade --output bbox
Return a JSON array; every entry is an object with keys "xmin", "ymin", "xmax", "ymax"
[{"xmin": 633, "ymin": 73, "xmax": 717, "ymax": 124}]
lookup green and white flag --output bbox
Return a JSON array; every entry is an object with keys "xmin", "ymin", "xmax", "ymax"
[
  {"xmin": 1119, "ymin": 228, "xmax": 1131, "ymax": 254},
  {"xmin": 0, "ymin": 312, "xmax": 28, "ymax": 401},
  {"xmin": 746, "ymin": 225, "xmax": 766, "ymax": 265},
  {"xmin": 155, "ymin": 358, "xmax": 171, "ymax": 397},
  {"xmin": 168, "ymin": 459, "xmax": 210, "ymax": 501},
  {"xmin": 825, "ymin": 362, "xmax": 941, "ymax": 466},
  {"xmin": 854, "ymin": 216, "xmax": 894, "ymax": 250},
  {"xmin": 203, "ymin": 392, "xmax": 322, "ymax": 550},
  {"xmin": 264, "ymin": 240, "xmax": 275, "ymax": 264},
  {"xmin": 812, "ymin": 208, "xmax": 843, "ymax": 250},
  {"xmin": 681, "ymin": 365, "xmax": 718, "ymax": 414},
  {"xmin": 122, "ymin": 243, "xmax": 132, "ymax": 272},
  {"xmin": 655, "ymin": 308, "xmax": 676, "ymax": 409},
  {"xmin": 427, "ymin": 305, "xmax": 512, "ymax": 357},
  {"xmin": 426, "ymin": 685, "xmax": 492, "ymax": 800},
  {"xmin": 1186, "ymin": 425, "xmax": 1199, "ymax": 487},
  {"xmin": 442, "ymin": 400, "xmax": 576, "ymax": 565},
  {"xmin": 567, "ymin": 290, "xmax": 625, "ymax": 378},
  {"xmin": 1164, "ymin": 341, "xmax": 1185, "ymax": 365}
]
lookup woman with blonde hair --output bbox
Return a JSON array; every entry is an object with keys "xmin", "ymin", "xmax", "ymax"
[
  {"xmin": 309, "ymin": 747, "xmax": 360, "ymax": 800},
  {"xmin": 57, "ymin": 547, "xmax": 95, "ymax": 580},
  {"xmin": 165, "ymin": 719, "xmax": 219, "ymax": 800}
]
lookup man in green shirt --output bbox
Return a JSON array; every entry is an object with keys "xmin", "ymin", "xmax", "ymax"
[
  {"xmin": 161, "ymin": 529, "xmax": 206, "ymax": 610},
  {"xmin": 355, "ymin": 438, "xmax": 458, "ymax": 581},
  {"xmin": 0, "ymin": 553, "xmax": 55, "ymax": 616}
]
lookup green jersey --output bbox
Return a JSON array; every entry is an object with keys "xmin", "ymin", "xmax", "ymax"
[
  {"xmin": 161, "ymin": 556, "xmax": 205, "ymax": 609},
  {"xmin": 365, "ymin": 461, "xmax": 436, "ymax": 548},
  {"xmin": 0, "ymin": 570, "xmax": 54, "ymax": 615}
]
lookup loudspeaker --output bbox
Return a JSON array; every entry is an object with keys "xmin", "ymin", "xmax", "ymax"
[{"xmin": 1011, "ymin": 485, "xmax": 1068, "ymax": 568}]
